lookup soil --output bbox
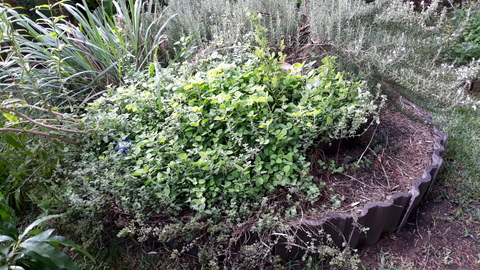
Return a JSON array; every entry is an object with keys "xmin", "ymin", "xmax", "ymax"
[
  {"xmin": 359, "ymin": 193, "xmax": 480, "ymax": 269},
  {"xmin": 312, "ymin": 94, "xmax": 480, "ymax": 269},
  {"xmin": 307, "ymin": 94, "xmax": 435, "ymax": 217}
]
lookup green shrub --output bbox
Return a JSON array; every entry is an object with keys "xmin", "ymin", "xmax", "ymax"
[
  {"xmin": 443, "ymin": 4, "xmax": 480, "ymax": 64},
  {"xmin": 0, "ymin": 98, "xmax": 83, "ymax": 209},
  {"xmin": 65, "ymin": 37, "xmax": 382, "ymax": 218}
]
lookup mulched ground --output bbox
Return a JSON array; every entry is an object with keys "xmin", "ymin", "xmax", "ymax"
[
  {"xmin": 359, "ymin": 193, "xmax": 480, "ymax": 269},
  {"xmin": 307, "ymin": 95, "xmax": 435, "ymax": 218},
  {"xmin": 305, "ymin": 94, "xmax": 479, "ymax": 269}
]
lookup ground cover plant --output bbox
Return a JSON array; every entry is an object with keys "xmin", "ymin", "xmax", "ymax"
[
  {"xmin": 59, "ymin": 19, "xmax": 381, "ymax": 268},
  {"xmin": 1, "ymin": 0, "xmax": 480, "ymax": 269},
  {"xmin": 67, "ymin": 37, "xmax": 381, "ymax": 216}
]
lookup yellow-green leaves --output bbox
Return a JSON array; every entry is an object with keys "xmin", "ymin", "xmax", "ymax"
[
  {"xmin": 75, "ymin": 46, "xmax": 381, "ymax": 217},
  {"xmin": 1, "ymin": 111, "xmax": 19, "ymax": 123}
]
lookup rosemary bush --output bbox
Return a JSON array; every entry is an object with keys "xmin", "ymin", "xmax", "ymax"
[
  {"xmin": 304, "ymin": 0, "xmax": 478, "ymax": 107},
  {"xmin": 160, "ymin": 0, "xmax": 478, "ymax": 107},
  {"xmin": 162, "ymin": 0, "xmax": 302, "ymax": 51}
]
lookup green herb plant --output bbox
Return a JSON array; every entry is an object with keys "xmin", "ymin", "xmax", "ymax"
[
  {"xmin": 67, "ymin": 19, "xmax": 383, "ymax": 219},
  {"xmin": 442, "ymin": 3, "xmax": 480, "ymax": 64}
]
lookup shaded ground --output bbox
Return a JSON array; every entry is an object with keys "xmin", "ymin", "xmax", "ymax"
[
  {"xmin": 359, "ymin": 188, "xmax": 480, "ymax": 270},
  {"xmin": 313, "ymin": 93, "xmax": 480, "ymax": 269},
  {"xmin": 308, "ymin": 94, "xmax": 435, "ymax": 217}
]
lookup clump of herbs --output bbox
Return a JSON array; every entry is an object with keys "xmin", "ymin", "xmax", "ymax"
[{"xmin": 65, "ymin": 21, "xmax": 382, "ymax": 220}]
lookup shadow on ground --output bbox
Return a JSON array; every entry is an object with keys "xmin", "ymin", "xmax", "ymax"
[{"xmin": 359, "ymin": 188, "xmax": 480, "ymax": 269}]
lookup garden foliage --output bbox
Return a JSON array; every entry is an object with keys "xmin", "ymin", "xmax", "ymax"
[
  {"xmin": 0, "ymin": 0, "xmax": 172, "ymax": 107},
  {"xmin": 0, "ymin": 0, "xmax": 171, "ymax": 210},
  {"xmin": 2, "ymin": 0, "xmax": 480, "ymax": 268},
  {"xmin": 66, "ymin": 34, "xmax": 382, "ymax": 217},
  {"xmin": 0, "ymin": 193, "xmax": 94, "ymax": 269},
  {"xmin": 443, "ymin": 4, "xmax": 480, "ymax": 64}
]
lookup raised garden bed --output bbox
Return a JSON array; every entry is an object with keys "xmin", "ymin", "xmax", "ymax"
[
  {"xmin": 273, "ymin": 94, "xmax": 447, "ymax": 260},
  {"xmin": 151, "ymin": 94, "xmax": 447, "ymax": 262}
]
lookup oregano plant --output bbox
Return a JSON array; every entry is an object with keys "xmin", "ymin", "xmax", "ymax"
[{"xmin": 66, "ymin": 35, "xmax": 383, "ymax": 218}]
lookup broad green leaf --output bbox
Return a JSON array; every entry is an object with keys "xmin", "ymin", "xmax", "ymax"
[
  {"xmin": 0, "ymin": 199, "xmax": 16, "ymax": 223},
  {"xmin": 26, "ymin": 229, "xmax": 43, "ymax": 236},
  {"xmin": 19, "ymin": 214, "xmax": 62, "ymax": 241},
  {"xmin": 18, "ymin": 248, "xmax": 67, "ymax": 270},
  {"xmin": 26, "ymin": 230, "xmax": 95, "ymax": 262},
  {"xmin": 326, "ymin": 116, "xmax": 333, "ymax": 125},
  {"xmin": 3, "ymin": 134, "xmax": 24, "ymax": 149},
  {"xmin": 0, "ymin": 235, "xmax": 14, "ymax": 242},
  {"xmin": 193, "ymin": 198, "xmax": 205, "ymax": 205},
  {"xmin": 25, "ymin": 229, "xmax": 54, "ymax": 241},
  {"xmin": 20, "ymin": 241, "xmax": 79, "ymax": 270},
  {"xmin": 0, "ymin": 244, "xmax": 10, "ymax": 257},
  {"xmin": 0, "ymin": 222, "xmax": 18, "ymax": 239},
  {"xmin": 178, "ymin": 153, "xmax": 188, "ymax": 159},
  {"xmin": 1, "ymin": 111, "xmax": 19, "ymax": 123},
  {"xmin": 188, "ymin": 113, "xmax": 199, "ymax": 122}
]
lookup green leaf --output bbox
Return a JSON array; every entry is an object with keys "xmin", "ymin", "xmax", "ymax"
[
  {"xmin": 326, "ymin": 116, "xmax": 333, "ymax": 125},
  {"xmin": 19, "ymin": 215, "xmax": 62, "ymax": 241},
  {"xmin": 25, "ymin": 229, "xmax": 55, "ymax": 241},
  {"xmin": 193, "ymin": 198, "xmax": 205, "ymax": 205},
  {"xmin": 1, "ymin": 111, "xmax": 19, "ymax": 123},
  {"xmin": 17, "ymin": 248, "xmax": 69, "ymax": 270},
  {"xmin": 26, "ymin": 230, "xmax": 95, "ymax": 262},
  {"xmin": 3, "ymin": 134, "xmax": 24, "ymax": 149},
  {"xmin": 0, "ymin": 222, "xmax": 18, "ymax": 239},
  {"xmin": 0, "ymin": 235, "xmax": 14, "ymax": 243},
  {"xmin": 20, "ymin": 241, "xmax": 79, "ymax": 270}
]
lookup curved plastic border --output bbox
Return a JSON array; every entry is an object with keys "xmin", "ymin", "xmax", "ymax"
[
  {"xmin": 274, "ymin": 97, "xmax": 447, "ymax": 259},
  {"xmin": 158, "ymin": 97, "xmax": 447, "ymax": 261}
]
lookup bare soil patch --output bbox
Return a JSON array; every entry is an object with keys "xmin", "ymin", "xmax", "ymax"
[
  {"xmin": 307, "ymin": 96, "xmax": 435, "ymax": 218},
  {"xmin": 359, "ymin": 197, "xmax": 480, "ymax": 269}
]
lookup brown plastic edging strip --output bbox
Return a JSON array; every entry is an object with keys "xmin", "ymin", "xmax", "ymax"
[{"xmin": 280, "ymin": 96, "xmax": 447, "ymax": 251}]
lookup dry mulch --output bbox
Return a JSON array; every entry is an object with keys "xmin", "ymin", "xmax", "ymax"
[
  {"xmin": 308, "ymin": 96, "xmax": 435, "ymax": 217},
  {"xmin": 359, "ymin": 197, "xmax": 480, "ymax": 269}
]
